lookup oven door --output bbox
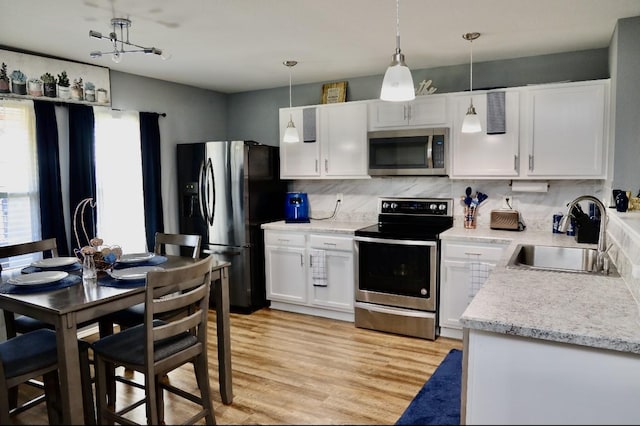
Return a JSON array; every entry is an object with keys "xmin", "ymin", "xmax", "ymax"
[{"xmin": 354, "ymin": 236, "xmax": 437, "ymax": 312}]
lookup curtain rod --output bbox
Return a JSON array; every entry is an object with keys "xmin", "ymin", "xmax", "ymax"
[{"xmin": 112, "ymin": 108, "xmax": 166, "ymax": 117}]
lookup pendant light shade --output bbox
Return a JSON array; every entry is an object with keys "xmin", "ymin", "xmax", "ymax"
[
  {"xmin": 461, "ymin": 32, "xmax": 481, "ymax": 134},
  {"xmin": 283, "ymin": 60, "xmax": 299, "ymax": 143},
  {"xmin": 380, "ymin": 0, "xmax": 415, "ymax": 102}
]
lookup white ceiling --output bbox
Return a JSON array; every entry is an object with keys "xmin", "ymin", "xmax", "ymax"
[{"xmin": 2, "ymin": 0, "xmax": 640, "ymax": 94}]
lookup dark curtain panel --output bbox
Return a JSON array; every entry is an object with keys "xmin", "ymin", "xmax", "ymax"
[
  {"xmin": 139, "ymin": 112, "xmax": 164, "ymax": 251},
  {"xmin": 68, "ymin": 104, "xmax": 96, "ymax": 249},
  {"xmin": 33, "ymin": 100, "xmax": 70, "ymax": 255}
]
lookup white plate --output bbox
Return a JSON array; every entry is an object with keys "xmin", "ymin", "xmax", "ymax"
[
  {"xmin": 31, "ymin": 257, "xmax": 79, "ymax": 268},
  {"xmin": 110, "ymin": 266, "xmax": 164, "ymax": 281},
  {"xmin": 118, "ymin": 252, "xmax": 155, "ymax": 263},
  {"xmin": 8, "ymin": 271, "xmax": 69, "ymax": 286}
]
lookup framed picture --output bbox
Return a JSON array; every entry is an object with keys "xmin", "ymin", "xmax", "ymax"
[{"xmin": 321, "ymin": 81, "xmax": 347, "ymax": 104}]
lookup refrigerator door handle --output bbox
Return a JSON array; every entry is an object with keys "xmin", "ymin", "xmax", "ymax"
[
  {"xmin": 204, "ymin": 247, "xmax": 243, "ymax": 256},
  {"xmin": 197, "ymin": 159, "xmax": 207, "ymax": 222},
  {"xmin": 199, "ymin": 158, "xmax": 215, "ymax": 226}
]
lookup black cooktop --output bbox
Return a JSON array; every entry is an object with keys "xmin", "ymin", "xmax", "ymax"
[{"xmin": 354, "ymin": 197, "xmax": 454, "ymax": 241}]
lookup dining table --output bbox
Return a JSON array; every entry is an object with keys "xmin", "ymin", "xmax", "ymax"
[{"xmin": 0, "ymin": 254, "xmax": 232, "ymax": 425}]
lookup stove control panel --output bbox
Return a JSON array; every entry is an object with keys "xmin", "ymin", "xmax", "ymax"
[{"xmin": 378, "ymin": 197, "xmax": 452, "ymax": 216}]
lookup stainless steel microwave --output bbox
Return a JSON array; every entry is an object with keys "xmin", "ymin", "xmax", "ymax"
[{"xmin": 367, "ymin": 128, "xmax": 449, "ymax": 176}]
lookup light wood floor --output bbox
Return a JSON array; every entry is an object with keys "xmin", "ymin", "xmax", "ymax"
[{"xmin": 13, "ymin": 307, "xmax": 462, "ymax": 425}]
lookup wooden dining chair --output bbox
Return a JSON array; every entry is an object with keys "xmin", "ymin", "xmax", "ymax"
[
  {"xmin": 92, "ymin": 256, "xmax": 216, "ymax": 425},
  {"xmin": 0, "ymin": 328, "xmax": 95, "ymax": 425},
  {"xmin": 0, "ymin": 238, "xmax": 59, "ymax": 337},
  {"xmin": 104, "ymin": 232, "xmax": 203, "ymax": 331},
  {"xmin": 0, "ymin": 239, "xmax": 96, "ymax": 423}
]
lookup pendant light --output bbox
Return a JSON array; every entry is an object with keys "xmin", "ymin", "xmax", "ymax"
[
  {"xmin": 461, "ymin": 32, "xmax": 481, "ymax": 133},
  {"xmin": 380, "ymin": 0, "xmax": 415, "ymax": 102},
  {"xmin": 283, "ymin": 60, "xmax": 300, "ymax": 143}
]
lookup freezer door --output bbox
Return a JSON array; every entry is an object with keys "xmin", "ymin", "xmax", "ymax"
[{"xmin": 204, "ymin": 243, "xmax": 267, "ymax": 312}]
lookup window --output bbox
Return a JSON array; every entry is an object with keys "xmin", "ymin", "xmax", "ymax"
[
  {"xmin": 93, "ymin": 108, "xmax": 147, "ymax": 253},
  {"xmin": 0, "ymin": 99, "xmax": 42, "ymax": 269}
]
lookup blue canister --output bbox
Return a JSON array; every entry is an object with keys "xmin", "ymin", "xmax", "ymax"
[
  {"xmin": 552, "ymin": 213, "xmax": 563, "ymax": 234},
  {"xmin": 566, "ymin": 217, "xmax": 576, "ymax": 236}
]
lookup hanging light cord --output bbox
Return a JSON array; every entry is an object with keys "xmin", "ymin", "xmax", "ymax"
[
  {"xmin": 288, "ymin": 65, "xmax": 293, "ymax": 120},
  {"xmin": 395, "ymin": 0, "xmax": 401, "ymax": 53},
  {"xmin": 469, "ymin": 37, "xmax": 474, "ymax": 104}
]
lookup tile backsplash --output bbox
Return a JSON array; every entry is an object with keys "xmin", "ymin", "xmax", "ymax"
[{"xmin": 290, "ymin": 177, "xmax": 607, "ymax": 231}]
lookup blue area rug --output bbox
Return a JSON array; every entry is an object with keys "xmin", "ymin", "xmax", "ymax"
[{"xmin": 396, "ymin": 349, "xmax": 462, "ymax": 425}]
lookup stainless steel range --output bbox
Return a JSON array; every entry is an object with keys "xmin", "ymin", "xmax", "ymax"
[{"xmin": 354, "ymin": 197, "xmax": 453, "ymax": 340}]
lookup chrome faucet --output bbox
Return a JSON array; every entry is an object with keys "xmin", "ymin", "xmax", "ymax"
[{"xmin": 558, "ymin": 195, "xmax": 609, "ymax": 272}]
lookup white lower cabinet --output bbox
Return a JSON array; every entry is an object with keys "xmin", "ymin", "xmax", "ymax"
[
  {"xmin": 264, "ymin": 229, "xmax": 355, "ymax": 321},
  {"xmin": 439, "ymin": 239, "xmax": 507, "ymax": 339},
  {"xmin": 464, "ymin": 329, "xmax": 640, "ymax": 424}
]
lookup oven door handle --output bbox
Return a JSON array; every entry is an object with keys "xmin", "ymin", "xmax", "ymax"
[{"xmin": 354, "ymin": 236, "xmax": 437, "ymax": 247}]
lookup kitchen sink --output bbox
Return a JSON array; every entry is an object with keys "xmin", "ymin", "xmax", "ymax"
[{"xmin": 506, "ymin": 244, "xmax": 619, "ymax": 276}]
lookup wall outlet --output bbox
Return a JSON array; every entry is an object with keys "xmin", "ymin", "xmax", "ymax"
[
  {"xmin": 504, "ymin": 196, "xmax": 513, "ymax": 209},
  {"xmin": 336, "ymin": 193, "xmax": 343, "ymax": 203}
]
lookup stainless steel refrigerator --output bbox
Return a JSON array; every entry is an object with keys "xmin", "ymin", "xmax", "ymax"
[{"xmin": 177, "ymin": 141, "xmax": 287, "ymax": 313}]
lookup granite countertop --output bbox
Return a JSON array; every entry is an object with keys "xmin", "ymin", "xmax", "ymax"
[
  {"xmin": 261, "ymin": 220, "xmax": 375, "ymax": 234},
  {"xmin": 445, "ymin": 223, "xmax": 640, "ymax": 355}
]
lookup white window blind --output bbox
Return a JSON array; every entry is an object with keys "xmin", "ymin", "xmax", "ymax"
[
  {"xmin": 93, "ymin": 107, "xmax": 147, "ymax": 253},
  {"xmin": 0, "ymin": 99, "xmax": 42, "ymax": 270}
]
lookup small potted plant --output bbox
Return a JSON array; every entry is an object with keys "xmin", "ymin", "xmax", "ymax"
[
  {"xmin": 97, "ymin": 87, "xmax": 109, "ymax": 103},
  {"xmin": 71, "ymin": 77, "xmax": 83, "ymax": 100},
  {"xmin": 10, "ymin": 69, "xmax": 27, "ymax": 95},
  {"xmin": 84, "ymin": 81, "xmax": 95, "ymax": 102},
  {"xmin": 57, "ymin": 70, "xmax": 70, "ymax": 99},
  {"xmin": 27, "ymin": 78, "xmax": 43, "ymax": 97},
  {"xmin": 41, "ymin": 72, "xmax": 57, "ymax": 97},
  {"xmin": 0, "ymin": 63, "xmax": 9, "ymax": 93}
]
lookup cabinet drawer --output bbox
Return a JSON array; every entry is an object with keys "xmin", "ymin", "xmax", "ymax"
[
  {"xmin": 265, "ymin": 231, "xmax": 306, "ymax": 247},
  {"xmin": 309, "ymin": 234, "xmax": 353, "ymax": 251},
  {"xmin": 443, "ymin": 242, "xmax": 506, "ymax": 262}
]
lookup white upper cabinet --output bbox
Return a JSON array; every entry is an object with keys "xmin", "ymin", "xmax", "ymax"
[
  {"xmin": 368, "ymin": 95, "xmax": 448, "ymax": 130},
  {"xmin": 449, "ymin": 80, "xmax": 609, "ymax": 180},
  {"xmin": 450, "ymin": 90, "xmax": 521, "ymax": 178},
  {"xmin": 522, "ymin": 80, "xmax": 608, "ymax": 178},
  {"xmin": 279, "ymin": 102, "xmax": 369, "ymax": 179},
  {"xmin": 279, "ymin": 107, "xmax": 321, "ymax": 178},
  {"xmin": 319, "ymin": 102, "xmax": 368, "ymax": 178}
]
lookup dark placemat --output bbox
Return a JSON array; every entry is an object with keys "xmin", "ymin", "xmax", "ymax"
[
  {"xmin": 113, "ymin": 255, "xmax": 167, "ymax": 269},
  {"xmin": 21, "ymin": 262, "xmax": 82, "ymax": 274},
  {"xmin": 0, "ymin": 274, "xmax": 82, "ymax": 294},
  {"xmin": 98, "ymin": 275, "xmax": 146, "ymax": 288}
]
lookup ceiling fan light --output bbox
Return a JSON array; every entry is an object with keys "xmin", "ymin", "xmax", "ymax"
[
  {"xmin": 380, "ymin": 52, "xmax": 415, "ymax": 101},
  {"xmin": 461, "ymin": 103, "xmax": 482, "ymax": 133},
  {"xmin": 283, "ymin": 119, "xmax": 299, "ymax": 143},
  {"xmin": 112, "ymin": 51, "xmax": 122, "ymax": 63}
]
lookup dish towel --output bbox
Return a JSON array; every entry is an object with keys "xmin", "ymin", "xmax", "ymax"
[
  {"xmin": 486, "ymin": 91, "xmax": 506, "ymax": 134},
  {"xmin": 310, "ymin": 249, "xmax": 328, "ymax": 287},
  {"xmin": 303, "ymin": 107, "xmax": 316, "ymax": 142}
]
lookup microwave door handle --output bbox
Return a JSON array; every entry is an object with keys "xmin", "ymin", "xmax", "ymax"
[{"xmin": 426, "ymin": 134, "xmax": 433, "ymax": 168}]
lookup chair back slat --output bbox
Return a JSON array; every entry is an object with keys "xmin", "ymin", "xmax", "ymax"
[
  {"xmin": 144, "ymin": 256, "xmax": 211, "ymax": 350},
  {"xmin": 0, "ymin": 238, "xmax": 58, "ymax": 272},
  {"xmin": 153, "ymin": 232, "xmax": 201, "ymax": 259}
]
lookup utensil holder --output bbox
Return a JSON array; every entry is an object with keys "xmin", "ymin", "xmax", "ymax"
[{"xmin": 464, "ymin": 206, "xmax": 477, "ymax": 229}]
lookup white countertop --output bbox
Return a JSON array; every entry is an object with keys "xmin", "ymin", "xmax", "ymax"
[
  {"xmin": 261, "ymin": 220, "xmax": 375, "ymax": 234},
  {"xmin": 444, "ymin": 222, "xmax": 640, "ymax": 355}
]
